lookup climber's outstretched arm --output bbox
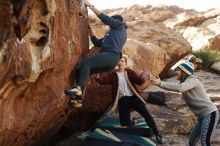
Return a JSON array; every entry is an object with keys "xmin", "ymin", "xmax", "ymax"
[
  {"xmin": 84, "ymin": 0, "xmax": 122, "ymax": 28},
  {"xmin": 88, "ymin": 23, "xmax": 103, "ymax": 47},
  {"xmin": 84, "ymin": 0, "xmax": 101, "ymax": 16}
]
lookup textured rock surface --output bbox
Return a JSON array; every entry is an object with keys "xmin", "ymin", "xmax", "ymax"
[
  {"xmin": 103, "ymin": 5, "xmax": 191, "ymax": 23},
  {"xmin": 1, "ymin": 2, "xmax": 219, "ymax": 146},
  {"xmin": 211, "ymin": 62, "xmax": 220, "ymax": 74},
  {"xmin": 124, "ymin": 21, "xmax": 191, "ymax": 76},
  {"xmin": 98, "ymin": 6, "xmax": 220, "ymax": 51},
  {"xmin": 165, "ymin": 10, "xmax": 220, "ymax": 51},
  {"xmin": 209, "ymin": 34, "xmax": 220, "ymax": 51},
  {"xmin": 0, "ymin": 0, "xmax": 89, "ymax": 145}
]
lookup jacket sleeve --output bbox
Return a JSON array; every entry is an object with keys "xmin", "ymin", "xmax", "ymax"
[
  {"xmin": 127, "ymin": 69, "xmax": 145, "ymax": 85},
  {"xmin": 91, "ymin": 36, "xmax": 103, "ymax": 47},
  {"xmin": 98, "ymin": 13, "xmax": 122, "ymax": 29},
  {"xmin": 160, "ymin": 78, "xmax": 197, "ymax": 92},
  {"xmin": 95, "ymin": 72, "xmax": 113, "ymax": 85}
]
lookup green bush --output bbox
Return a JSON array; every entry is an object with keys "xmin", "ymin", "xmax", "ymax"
[{"xmin": 192, "ymin": 48, "xmax": 220, "ymax": 70}]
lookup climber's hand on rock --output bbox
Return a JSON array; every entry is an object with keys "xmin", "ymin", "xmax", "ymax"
[
  {"xmin": 84, "ymin": 0, "xmax": 92, "ymax": 8},
  {"xmin": 84, "ymin": 0, "xmax": 101, "ymax": 16}
]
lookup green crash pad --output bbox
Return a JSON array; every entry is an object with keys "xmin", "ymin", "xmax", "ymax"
[{"xmin": 82, "ymin": 117, "xmax": 156, "ymax": 146}]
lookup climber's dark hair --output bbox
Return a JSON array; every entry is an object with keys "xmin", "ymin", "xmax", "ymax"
[
  {"xmin": 111, "ymin": 15, "xmax": 127, "ymax": 29},
  {"xmin": 111, "ymin": 15, "xmax": 123, "ymax": 22}
]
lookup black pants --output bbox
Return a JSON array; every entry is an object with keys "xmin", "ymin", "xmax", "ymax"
[
  {"xmin": 118, "ymin": 95, "xmax": 159, "ymax": 135},
  {"xmin": 77, "ymin": 51, "xmax": 120, "ymax": 91}
]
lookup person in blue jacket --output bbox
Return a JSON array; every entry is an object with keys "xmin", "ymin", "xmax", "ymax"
[{"xmin": 65, "ymin": 0, "xmax": 127, "ymax": 108}]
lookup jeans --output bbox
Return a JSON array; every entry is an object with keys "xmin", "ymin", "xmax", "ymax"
[
  {"xmin": 77, "ymin": 51, "xmax": 120, "ymax": 91},
  {"xmin": 189, "ymin": 110, "xmax": 219, "ymax": 146}
]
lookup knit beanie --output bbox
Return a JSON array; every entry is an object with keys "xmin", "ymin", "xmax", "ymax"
[{"xmin": 177, "ymin": 60, "xmax": 194, "ymax": 75}]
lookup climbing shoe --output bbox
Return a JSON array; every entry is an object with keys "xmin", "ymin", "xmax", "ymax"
[
  {"xmin": 156, "ymin": 134, "xmax": 164, "ymax": 144},
  {"xmin": 64, "ymin": 87, "xmax": 82, "ymax": 97},
  {"xmin": 68, "ymin": 99, "xmax": 82, "ymax": 108},
  {"xmin": 77, "ymin": 131, "xmax": 91, "ymax": 140}
]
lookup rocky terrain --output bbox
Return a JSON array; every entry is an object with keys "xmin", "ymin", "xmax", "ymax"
[
  {"xmin": 0, "ymin": 1, "xmax": 219, "ymax": 146},
  {"xmin": 0, "ymin": 1, "xmax": 89, "ymax": 145},
  {"xmin": 92, "ymin": 5, "xmax": 220, "ymax": 51},
  {"xmin": 55, "ymin": 70, "xmax": 220, "ymax": 146},
  {"xmin": 90, "ymin": 5, "xmax": 220, "ymax": 74}
]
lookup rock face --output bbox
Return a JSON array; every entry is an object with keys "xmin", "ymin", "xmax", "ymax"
[
  {"xmin": 0, "ymin": 2, "xmax": 218, "ymax": 146},
  {"xmin": 124, "ymin": 21, "xmax": 191, "ymax": 76},
  {"xmin": 0, "ymin": 0, "xmax": 89, "ymax": 146},
  {"xmin": 165, "ymin": 10, "xmax": 220, "ymax": 51},
  {"xmin": 103, "ymin": 5, "xmax": 190, "ymax": 23},
  {"xmin": 211, "ymin": 62, "xmax": 220, "ymax": 74},
  {"xmin": 209, "ymin": 34, "xmax": 220, "ymax": 51},
  {"xmin": 100, "ymin": 6, "xmax": 220, "ymax": 51}
]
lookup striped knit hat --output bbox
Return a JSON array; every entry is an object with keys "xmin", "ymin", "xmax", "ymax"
[{"xmin": 177, "ymin": 60, "xmax": 194, "ymax": 75}]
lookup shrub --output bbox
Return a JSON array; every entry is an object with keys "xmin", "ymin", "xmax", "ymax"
[{"xmin": 192, "ymin": 48, "xmax": 220, "ymax": 70}]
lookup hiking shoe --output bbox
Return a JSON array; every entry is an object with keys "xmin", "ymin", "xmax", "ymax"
[
  {"xmin": 64, "ymin": 87, "xmax": 82, "ymax": 97},
  {"xmin": 156, "ymin": 135, "xmax": 164, "ymax": 144}
]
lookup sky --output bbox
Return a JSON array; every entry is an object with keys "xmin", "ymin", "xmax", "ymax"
[{"xmin": 89, "ymin": 0, "xmax": 219, "ymax": 12}]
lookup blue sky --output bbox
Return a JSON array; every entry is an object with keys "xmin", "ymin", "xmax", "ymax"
[{"xmin": 89, "ymin": 0, "xmax": 219, "ymax": 11}]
